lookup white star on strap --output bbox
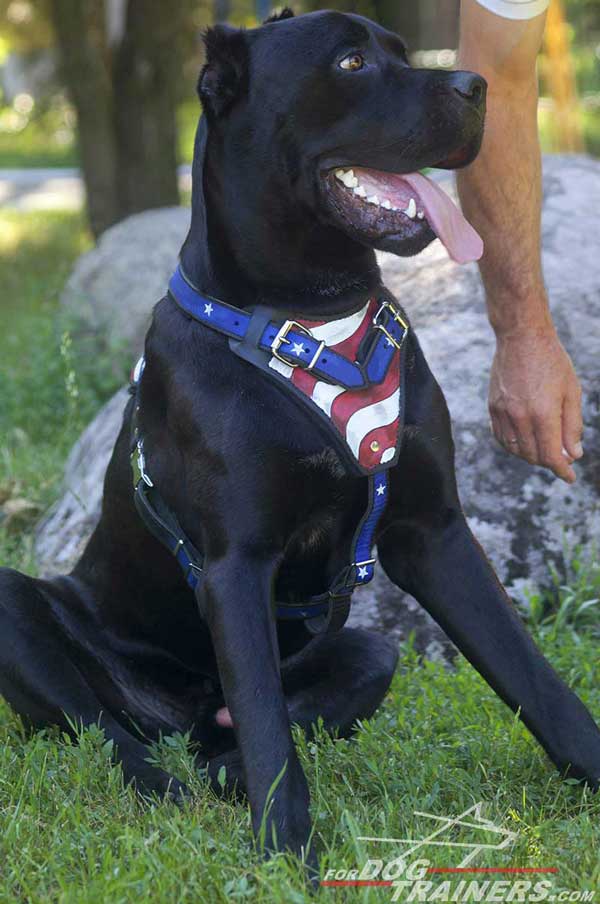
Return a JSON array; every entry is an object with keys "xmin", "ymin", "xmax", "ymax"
[
  {"xmin": 204, "ymin": 302, "xmax": 213, "ymax": 316},
  {"xmin": 292, "ymin": 341, "xmax": 305, "ymax": 357},
  {"xmin": 376, "ymin": 483, "xmax": 386, "ymax": 496},
  {"xmin": 357, "ymin": 565, "xmax": 369, "ymax": 579}
]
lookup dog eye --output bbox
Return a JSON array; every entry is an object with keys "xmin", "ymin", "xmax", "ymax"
[{"xmin": 339, "ymin": 53, "xmax": 364, "ymax": 72}]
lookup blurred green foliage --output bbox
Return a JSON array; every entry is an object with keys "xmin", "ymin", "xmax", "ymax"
[
  {"xmin": 0, "ymin": 0, "xmax": 599, "ymax": 166},
  {"xmin": 0, "ymin": 94, "xmax": 77, "ymax": 167}
]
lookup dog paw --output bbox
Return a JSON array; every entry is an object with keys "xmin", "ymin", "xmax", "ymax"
[
  {"xmin": 164, "ymin": 776, "xmax": 191, "ymax": 806},
  {"xmin": 205, "ymin": 748, "xmax": 247, "ymax": 800},
  {"xmin": 122, "ymin": 761, "xmax": 191, "ymax": 804}
]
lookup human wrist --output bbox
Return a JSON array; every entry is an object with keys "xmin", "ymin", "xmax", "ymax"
[
  {"xmin": 487, "ymin": 291, "xmax": 554, "ymax": 341},
  {"xmin": 493, "ymin": 317, "xmax": 556, "ymax": 343}
]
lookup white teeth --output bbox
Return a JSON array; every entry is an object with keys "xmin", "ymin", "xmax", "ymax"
[
  {"xmin": 335, "ymin": 168, "xmax": 358, "ymax": 189},
  {"xmin": 335, "ymin": 173, "xmax": 401, "ymax": 211},
  {"xmin": 335, "ymin": 172, "xmax": 422, "ymax": 220},
  {"xmin": 404, "ymin": 198, "xmax": 417, "ymax": 219}
]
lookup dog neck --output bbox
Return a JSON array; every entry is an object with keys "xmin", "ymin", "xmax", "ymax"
[{"xmin": 179, "ymin": 121, "xmax": 382, "ymax": 318}]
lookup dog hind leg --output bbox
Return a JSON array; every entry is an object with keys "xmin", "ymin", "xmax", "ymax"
[
  {"xmin": 204, "ymin": 626, "xmax": 398, "ymax": 799},
  {"xmin": 0, "ymin": 568, "xmax": 188, "ymax": 801},
  {"xmin": 281, "ymin": 627, "xmax": 399, "ymax": 736}
]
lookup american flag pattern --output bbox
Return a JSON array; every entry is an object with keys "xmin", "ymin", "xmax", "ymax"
[{"xmin": 269, "ymin": 298, "xmax": 402, "ymax": 472}]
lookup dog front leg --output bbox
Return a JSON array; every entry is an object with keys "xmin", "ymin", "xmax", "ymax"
[
  {"xmin": 378, "ymin": 514, "xmax": 600, "ymax": 788},
  {"xmin": 200, "ymin": 551, "xmax": 313, "ymax": 862}
]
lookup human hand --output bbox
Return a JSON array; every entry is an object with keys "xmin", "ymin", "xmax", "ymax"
[{"xmin": 489, "ymin": 326, "xmax": 583, "ymax": 483}]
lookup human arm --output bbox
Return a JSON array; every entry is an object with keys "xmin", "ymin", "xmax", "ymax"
[{"xmin": 457, "ymin": 0, "xmax": 583, "ymax": 483}]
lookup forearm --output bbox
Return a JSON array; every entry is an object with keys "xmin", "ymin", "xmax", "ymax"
[
  {"xmin": 455, "ymin": 1, "xmax": 582, "ymax": 480},
  {"xmin": 457, "ymin": 2, "xmax": 550, "ymax": 337}
]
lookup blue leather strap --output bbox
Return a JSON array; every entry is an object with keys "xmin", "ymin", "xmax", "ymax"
[
  {"xmin": 168, "ymin": 266, "xmax": 406, "ymax": 391},
  {"xmin": 258, "ymin": 321, "xmax": 368, "ymax": 389},
  {"xmin": 131, "ymin": 263, "xmax": 398, "ymax": 634},
  {"xmin": 352, "ymin": 470, "xmax": 389, "ymax": 584},
  {"xmin": 169, "ymin": 267, "xmax": 250, "ymax": 340},
  {"xmin": 281, "ymin": 470, "xmax": 388, "ymax": 634}
]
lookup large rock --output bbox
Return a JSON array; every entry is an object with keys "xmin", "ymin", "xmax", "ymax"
[
  {"xmin": 35, "ymin": 389, "xmax": 130, "ymax": 575},
  {"xmin": 36, "ymin": 156, "xmax": 600, "ymax": 654},
  {"xmin": 61, "ymin": 206, "xmax": 191, "ymax": 354}
]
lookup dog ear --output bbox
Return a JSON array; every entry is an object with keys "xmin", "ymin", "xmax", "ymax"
[
  {"xmin": 198, "ymin": 25, "xmax": 248, "ymax": 119},
  {"xmin": 263, "ymin": 7, "xmax": 295, "ymax": 24}
]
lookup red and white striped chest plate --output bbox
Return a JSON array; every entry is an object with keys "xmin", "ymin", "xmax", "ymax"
[{"xmin": 268, "ymin": 298, "xmax": 402, "ymax": 471}]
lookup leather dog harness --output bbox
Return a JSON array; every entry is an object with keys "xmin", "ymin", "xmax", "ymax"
[{"xmin": 130, "ymin": 265, "xmax": 410, "ymax": 633}]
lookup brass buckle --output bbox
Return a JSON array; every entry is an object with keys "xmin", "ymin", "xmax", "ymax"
[
  {"xmin": 271, "ymin": 320, "xmax": 316, "ymax": 368},
  {"xmin": 372, "ymin": 301, "xmax": 409, "ymax": 350}
]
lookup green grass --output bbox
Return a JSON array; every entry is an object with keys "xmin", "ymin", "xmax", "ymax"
[
  {"xmin": 0, "ymin": 209, "xmax": 129, "ymax": 570},
  {"xmin": 0, "ymin": 630, "xmax": 599, "ymax": 902},
  {"xmin": 1, "ymin": 209, "xmax": 599, "ymax": 901}
]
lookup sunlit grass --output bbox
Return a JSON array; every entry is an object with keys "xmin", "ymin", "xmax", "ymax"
[{"xmin": 0, "ymin": 210, "xmax": 128, "ymax": 572}]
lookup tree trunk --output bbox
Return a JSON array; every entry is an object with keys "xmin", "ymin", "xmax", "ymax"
[
  {"xmin": 48, "ymin": 0, "xmax": 198, "ymax": 237},
  {"xmin": 112, "ymin": 1, "xmax": 182, "ymax": 219},
  {"xmin": 214, "ymin": 0, "xmax": 231, "ymax": 22},
  {"xmin": 302, "ymin": 1, "xmax": 378, "ymax": 18},
  {"xmin": 375, "ymin": 0, "xmax": 459, "ymax": 50},
  {"xmin": 417, "ymin": 0, "xmax": 459, "ymax": 50},
  {"xmin": 256, "ymin": 0, "xmax": 272, "ymax": 22},
  {"xmin": 302, "ymin": 1, "xmax": 459, "ymax": 51},
  {"xmin": 375, "ymin": 0, "xmax": 419, "ymax": 47},
  {"xmin": 543, "ymin": 0, "xmax": 584, "ymax": 152},
  {"xmin": 49, "ymin": 0, "xmax": 119, "ymax": 237}
]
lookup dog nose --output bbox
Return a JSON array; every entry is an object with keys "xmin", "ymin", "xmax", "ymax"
[{"xmin": 450, "ymin": 71, "xmax": 487, "ymax": 109}]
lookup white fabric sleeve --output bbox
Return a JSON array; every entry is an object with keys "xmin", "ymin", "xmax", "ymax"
[{"xmin": 474, "ymin": 0, "xmax": 549, "ymax": 19}]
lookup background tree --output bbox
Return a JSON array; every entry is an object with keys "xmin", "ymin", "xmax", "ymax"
[
  {"xmin": 1, "ymin": 0, "xmax": 598, "ymax": 236},
  {"xmin": 46, "ymin": 0, "xmax": 207, "ymax": 238},
  {"xmin": 0, "ymin": 0, "xmax": 207, "ymax": 237},
  {"xmin": 301, "ymin": 0, "xmax": 460, "ymax": 51}
]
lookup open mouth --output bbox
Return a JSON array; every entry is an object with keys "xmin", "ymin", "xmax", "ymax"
[{"xmin": 323, "ymin": 165, "xmax": 483, "ymax": 264}]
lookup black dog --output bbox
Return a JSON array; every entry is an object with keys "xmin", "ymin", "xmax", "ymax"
[{"xmin": 1, "ymin": 9, "xmax": 599, "ymax": 867}]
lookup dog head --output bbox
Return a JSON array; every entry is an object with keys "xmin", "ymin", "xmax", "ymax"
[{"xmin": 197, "ymin": 8, "xmax": 486, "ymax": 273}]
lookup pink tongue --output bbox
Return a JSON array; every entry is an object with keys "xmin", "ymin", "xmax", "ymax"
[{"xmin": 403, "ymin": 172, "xmax": 483, "ymax": 264}]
